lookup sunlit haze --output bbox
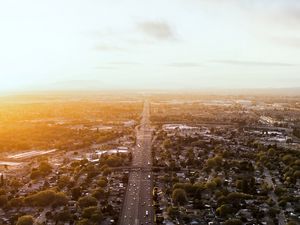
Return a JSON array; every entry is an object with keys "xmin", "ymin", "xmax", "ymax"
[
  {"xmin": 1, "ymin": 0, "xmax": 300, "ymax": 92},
  {"xmin": 1, "ymin": 2, "xmax": 300, "ymax": 224}
]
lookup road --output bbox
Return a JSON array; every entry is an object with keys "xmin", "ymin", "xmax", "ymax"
[
  {"xmin": 119, "ymin": 101, "xmax": 154, "ymax": 225},
  {"xmin": 264, "ymin": 168, "xmax": 286, "ymax": 225}
]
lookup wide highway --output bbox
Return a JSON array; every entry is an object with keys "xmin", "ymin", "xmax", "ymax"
[{"xmin": 119, "ymin": 101, "xmax": 154, "ymax": 225}]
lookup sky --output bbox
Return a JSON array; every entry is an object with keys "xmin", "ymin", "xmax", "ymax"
[{"xmin": 0, "ymin": 0, "xmax": 300, "ymax": 92}]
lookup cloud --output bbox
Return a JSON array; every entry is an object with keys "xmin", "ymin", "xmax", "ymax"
[
  {"xmin": 167, "ymin": 62, "xmax": 203, "ymax": 67},
  {"xmin": 137, "ymin": 21, "xmax": 175, "ymax": 40},
  {"xmin": 210, "ymin": 59, "xmax": 296, "ymax": 67},
  {"xmin": 107, "ymin": 61, "xmax": 141, "ymax": 66},
  {"xmin": 95, "ymin": 62, "xmax": 141, "ymax": 70},
  {"xmin": 273, "ymin": 37, "xmax": 300, "ymax": 48},
  {"xmin": 244, "ymin": 1, "xmax": 300, "ymax": 25},
  {"xmin": 196, "ymin": 1, "xmax": 300, "ymax": 24},
  {"xmin": 94, "ymin": 44, "xmax": 125, "ymax": 51},
  {"xmin": 87, "ymin": 29, "xmax": 121, "ymax": 37},
  {"xmin": 94, "ymin": 66, "xmax": 116, "ymax": 70},
  {"xmin": 287, "ymin": 7, "xmax": 300, "ymax": 21}
]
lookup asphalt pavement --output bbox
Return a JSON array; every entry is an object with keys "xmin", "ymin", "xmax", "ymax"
[{"xmin": 119, "ymin": 101, "xmax": 154, "ymax": 225}]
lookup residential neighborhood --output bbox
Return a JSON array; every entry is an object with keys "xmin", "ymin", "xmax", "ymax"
[{"xmin": 0, "ymin": 94, "xmax": 299, "ymax": 225}]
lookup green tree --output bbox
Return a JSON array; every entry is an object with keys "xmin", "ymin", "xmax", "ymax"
[
  {"xmin": 71, "ymin": 186, "xmax": 82, "ymax": 200},
  {"xmin": 55, "ymin": 209, "xmax": 71, "ymax": 222},
  {"xmin": 24, "ymin": 190, "xmax": 68, "ymax": 207},
  {"xmin": 287, "ymin": 221, "xmax": 298, "ymax": 225},
  {"xmin": 98, "ymin": 179, "xmax": 107, "ymax": 188},
  {"xmin": 92, "ymin": 188, "xmax": 106, "ymax": 200},
  {"xmin": 16, "ymin": 215, "xmax": 34, "ymax": 225},
  {"xmin": 216, "ymin": 204, "xmax": 232, "ymax": 217},
  {"xmin": 167, "ymin": 206, "xmax": 178, "ymax": 219},
  {"xmin": 24, "ymin": 190, "xmax": 56, "ymax": 207},
  {"xmin": 212, "ymin": 177, "xmax": 222, "ymax": 187},
  {"xmin": 78, "ymin": 196, "xmax": 98, "ymax": 208},
  {"xmin": 9, "ymin": 197, "xmax": 24, "ymax": 208},
  {"xmin": 76, "ymin": 219, "xmax": 89, "ymax": 225},
  {"xmin": 172, "ymin": 188, "xmax": 187, "ymax": 205},
  {"xmin": 103, "ymin": 167, "xmax": 112, "ymax": 176},
  {"xmin": 205, "ymin": 181, "xmax": 217, "ymax": 189},
  {"xmin": 224, "ymin": 219, "xmax": 243, "ymax": 225},
  {"xmin": 0, "ymin": 188, "xmax": 6, "ymax": 195},
  {"xmin": 0, "ymin": 195, "xmax": 8, "ymax": 207},
  {"xmin": 207, "ymin": 158, "xmax": 217, "ymax": 168},
  {"xmin": 30, "ymin": 170, "xmax": 42, "ymax": 180},
  {"xmin": 163, "ymin": 139, "xmax": 172, "ymax": 149},
  {"xmin": 39, "ymin": 161, "xmax": 52, "ymax": 175},
  {"xmin": 57, "ymin": 176, "xmax": 70, "ymax": 189},
  {"xmin": 82, "ymin": 206, "xmax": 103, "ymax": 222},
  {"xmin": 53, "ymin": 192, "xmax": 68, "ymax": 207}
]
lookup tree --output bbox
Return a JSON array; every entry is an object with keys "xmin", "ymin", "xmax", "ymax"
[
  {"xmin": 30, "ymin": 170, "xmax": 42, "ymax": 180},
  {"xmin": 163, "ymin": 139, "xmax": 172, "ymax": 149},
  {"xmin": 293, "ymin": 170, "xmax": 300, "ymax": 179},
  {"xmin": 92, "ymin": 188, "xmax": 106, "ymax": 200},
  {"xmin": 9, "ymin": 197, "xmax": 24, "ymax": 208},
  {"xmin": 0, "ymin": 174, "xmax": 4, "ymax": 186},
  {"xmin": 205, "ymin": 181, "xmax": 217, "ymax": 190},
  {"xmin": 10, "ymin": 178, "xmax": 22, "ymax": 189},
  {"xmin": 103, "ymin": 167, "xmax": 112, "ymax": 176},
  {"xmin": 39, "ymin": 161, "xmax": 52, "ymax": 175},
  {"xmin": 71, "ymin": 186, "xmax": 82, "ymax": 200},
  {"xmin": 287, "ymin": 221, "xmax": 298, "ymax": 225},
  {"xmin": 207, "ymin": 158, "xmax": 217, "ymax": 168},
  {"xmin": 224, "ymin": 219, "xmax": 243, "ymax": 225},
  {"xmin": 78, "ymin": 196, "xmax": 98, "ymax": 208},
  {"xmin": 212, "ymin": 177, "xmax": 222, "ymax": 187},
  {"xmin": 24, "ymin": 190, "xmax": 68, "ymax": 207},
  {"xmin": 55, "ymin": 209, "xmax": 71, "ymax": 222},
  {"xmin": 76, "ymin": 219, "xmax": 89, "ymax": 225},
  {"xmin": 57, "ymin": 176, "xmax": 70, "ymax": 189},
  {"xmin": 82, "ymin": 206, "xmax": 103, "ymax": 222},
  {"xmin": 268, "ymin": 148, "xmax": 276, "ymax": 156},
  {"xmin": 24, "ymin": 190, "xmax": 56, "ymax": 207},
  {"xmin": 216, "ymin": 204, "xmax": 232, "ymax": 217},
  {"xmin": 167, "ymin": 206, "xmax": 178, "ymax": 218},
  {"xmin": 172, "ymin": 188, "xmax": 187, "ymax": 205},
  {"xmin": 227, "ymin": 192, "xmax": 252, "ymax": 201},
  {"xmin": 53, "ymin": 192, "xmax": 68, "ymax": 207},
  {"xmin": 16, "ymin": 215, "xmax": 34, "ymax": 225},
  {"xmin": 30, "ymin": 161, "xmax": 52, "ymax": 180},
  {"xmin": 98, "ymin": 179, "xmax": 108, "ymax": 188},
  {"xmin": 0, "ymin": 195, "xmax": 8, "ymax": 207},
  {"xmin": 0, "ymin": 188, "xmax": 5, "ymax": 195}
]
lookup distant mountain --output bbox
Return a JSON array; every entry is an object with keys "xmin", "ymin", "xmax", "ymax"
[
  {"xmin": 49, "ymin": 80, "xmax": 108, "ymax": 90},
  {"xmin": 214, "ymin": 87, "xmax": 300, "ymax": 96},
  {"xmin": 1, "ymin": 80, "xmax": 300, "ymax": 97}
]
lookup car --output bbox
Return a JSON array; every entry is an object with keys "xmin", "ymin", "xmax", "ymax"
[{"xmin": 145, "ymin": 210, "xmax": 149, "ymax": 216}]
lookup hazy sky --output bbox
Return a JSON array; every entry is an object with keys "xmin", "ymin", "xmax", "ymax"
[{"xmin": 1, "ymin": 0, "xmax": 300, "ymax": 92}]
